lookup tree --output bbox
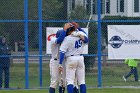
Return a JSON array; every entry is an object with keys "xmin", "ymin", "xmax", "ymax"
[
  {"xmin": 70, "ymin": 5, "xmax": 88, "ymax": 27},
  {"xmin": 0, "ymin": 0, "xmax": 65, "ymax": 51}
]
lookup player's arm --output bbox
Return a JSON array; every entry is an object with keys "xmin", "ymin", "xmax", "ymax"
[
  {"xmin": 55, "ymin": 31, "xmax": 66, "ymax": 44},
  {"xmin": 51, "ymin": 23, "xmax": 72, "ymax": 44},
  {"xmin": 58, "ymin": 51, "xmax": 65, "ymax": 73},
  {"xmin": 124, "ymin": 59, "xmax": 129, "ymax": 64},
  {"xmin": 58, "ymin": 38, "xmax": 69, "ymax": 71},
  {"xmin": 78, "ymin": 28, "xmax": 88, "ymax": 43},
  {"xmin": 78, "ymin": 28, "xmax": 88, "ymax": 36},
  {"xmin": 59, "ymin": 51, "xmax": 65, "ymax": 65},
  {"xmin": 78, "ymin": 33, "xmax": 88, "ymax": 43},
  {"xmin": 71, "ymin": 29, "xmax": 88, "ymax": 43},
  {"xmin": 59, "ymin": 39, "xmax": 69, "ymax": 65},
  {"xmin": 50, "ymin": 31, "xmax": 66, "ymax": 44}
]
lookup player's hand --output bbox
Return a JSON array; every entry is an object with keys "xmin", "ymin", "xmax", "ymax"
[
  {"xmin": 58, "ymin": 64, "xmax": 63, "ymax": 73},
  {"xmin": 71, "ymin": 31, "xmax": 86, "ymax": 37},
  {"xmin": 63, "ymin": 23, "xmax": 71, "ymax": 31},
  {"xmin": 71, "ymin": 31, "xmax": 79, "ymax": 36}
]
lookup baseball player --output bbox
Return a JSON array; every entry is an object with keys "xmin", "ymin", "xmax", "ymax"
[
  {"xmin": 49, "ymin": 30, "xmax": 64, "ymax": 93},
  {"xmin": 58, "ymin": 22, "xmax": 88, "ymax": 93},
  {"xmin": 67, "ymin": 22, "xmax": 88, "ymax": 93},
  {"xmin": 58, "ymin": 24, "xmax": 87, "ymax": 93},
  {"xmin": 49, "ymin": 24, "xmax": 71, "ymax": 93},
  {"xmin": 49, "ymin": 22, "xmax": 88, "ymax": 93}
]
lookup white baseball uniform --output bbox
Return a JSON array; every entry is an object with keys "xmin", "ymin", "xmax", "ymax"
[
  {"xmin": 49, "ymin": 38, "xmax": 66, "ymax": 88},
  {"xmin": 60, "ymin": 35, "xmax": 86, "ymax": 85}
]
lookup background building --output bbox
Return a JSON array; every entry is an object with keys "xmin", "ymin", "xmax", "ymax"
[{"xmin": 68, "ymin": 0, "xmax": 140, "ymax": 17}]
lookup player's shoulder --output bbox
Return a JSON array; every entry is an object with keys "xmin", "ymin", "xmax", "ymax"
[
  {"xmin": 64, "ymin": 36, "xmax": 79, "ymax": 45},
  {"xmin": 65, "ymin": 35, "xmax": 79, "ymax": 40},
  {"xmin": 63, "ymin": 36, "xmax": 71, "ymax": 42}
]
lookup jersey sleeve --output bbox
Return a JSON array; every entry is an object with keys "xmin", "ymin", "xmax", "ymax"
[
  {"xmin": 125, "ymin": 59, "xmax": 129, "ymax": 64},
  {"xmin": 83, "ymin": 36, "xmax": 88, "ymax": 43},
  {"xmin": 59, "ymin": 52, "xmax": 65, "ymax": 64},
  {"xmin": 56, "ymin": 31, "xmax": 66, "ymax": 44},
  {"xmin": 78, "ymin": 28, "xmax": 88, "ymax": 36},
  {"xmin": 78, "ymin": 28, "xmax": 88, "ymax": 44},
  {"xmin": 59, "ymin": 38, "xmax": 70, "ymax": 64}
]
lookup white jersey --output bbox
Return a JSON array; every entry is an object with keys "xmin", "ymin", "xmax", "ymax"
[
  {"xmin": 49, "ymin": 38, "xmax": 66, "ymax": 88},
  {"xmin": 50, "ymin": 42, "xmax": 60, "ymax": 59},
  {"xmin": 60, "ymin": 35, "xmax": 85, "ymax": 57}
]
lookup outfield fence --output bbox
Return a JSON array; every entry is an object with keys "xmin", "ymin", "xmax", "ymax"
[{"xmin": 0, "ymin": 0, "xmax": 140, "ymax": 89}]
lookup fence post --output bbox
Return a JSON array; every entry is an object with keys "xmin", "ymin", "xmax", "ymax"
[
  {"xmin": 24, "ymin": 0, "xmax": 29, "ymax": 89},
  {"xmin": 97, "ymin": 0, "xmax": 102, "ymax": 87},
  {"xmin": 38, "ymin": 0, "xmax": 43, "ymax": 87}
]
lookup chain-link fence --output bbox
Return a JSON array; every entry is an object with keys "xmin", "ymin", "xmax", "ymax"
[{"xmin": 0, "ymin": 0, "xmax": 140, "ymax": 90}]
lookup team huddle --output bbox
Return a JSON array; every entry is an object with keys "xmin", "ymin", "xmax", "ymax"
[{"xmin": 49, "ymin": 22, "xmax": 88, "ymax": 93}]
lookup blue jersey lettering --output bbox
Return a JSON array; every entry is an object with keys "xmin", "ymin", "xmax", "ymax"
[{"xmin": 75, "ymin": 40, "xmax": 82, "ymax": 49}]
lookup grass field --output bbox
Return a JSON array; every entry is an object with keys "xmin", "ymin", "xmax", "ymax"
[
  {"xmin": 0, "ymin": 88, "xmax": 140, "ymax": 93},
  {"xmin": 9, "ymin": 62, "xmax": 140, "ymax": 88}
]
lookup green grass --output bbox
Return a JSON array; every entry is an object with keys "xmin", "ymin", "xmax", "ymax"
[
  {"xmin": 9, "ymin": 63, "xmax": 50, "ymax": 88},
  {"xmin": 0, "ymin": 88, "xmax": 140, "ymax": 93},
  {"xmin": 7, "ymin": 63, "xmax": 140, "ymax": 89}
]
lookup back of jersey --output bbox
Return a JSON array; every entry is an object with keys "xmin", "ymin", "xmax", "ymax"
[{"xmin": 60, "ymin": 35, "xmax": 84, "ymax": 57}]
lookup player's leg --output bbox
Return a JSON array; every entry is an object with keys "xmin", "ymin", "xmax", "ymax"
[
  {"xmin": 59, "ymin": 62, "xmax": 66, "ymax": 93},
  {"xmin": 133, "ymin": 67, "xmax": 138, "ymax": 82},
  {"xmin": 66, "ymin": 56, "xmax": 78, "ymax": 93},
  {"xmin": 77, "ymin": 56, "xmax": 86, "ymax": 93},
  {"xmin": 125, "ymin": 66, "xmax": 133, "ymax": 79},
  {"xmin": 0, "ymin": 67, "xmax": 3, "ymax": 88},
  {"xmin": 49, "ymin": 59, "xmax": 59, "ymax": 93},
  {"xmin": 49, "ymin": 87, "xmax": 55, "ymax": 93},
  {"xmin": 73, "ymin": 86, "xmax": 79, "ymax": 93},
  {"xmin": 4, "ymin": 66, "xmax": 10, "ymax": 88},
  {"xmin": 73, "ymin": 76, "xmax": 79, "ymax": 93},
  {"xmin": 59, "ymin": 86, "xmax": 65, "ymax": 93}
]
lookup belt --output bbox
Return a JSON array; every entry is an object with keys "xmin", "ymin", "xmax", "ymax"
[
  {"xmin": 71, "ymin": 55, "xmax": 74, "ymax": 56},
  {"xmin": 54, "ymin": 58, "xmax": 57, "ymax": 60},
  {"xmin": 70, "ymin": 54, "xmax": 82, "ymax": 56}
]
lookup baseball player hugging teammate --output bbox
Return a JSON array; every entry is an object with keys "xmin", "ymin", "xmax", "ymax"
[
  {"xmin": 59, "ymin": 22, "xmax": 88, "ymax": 93},
  {"xmin": 49, "ymin": 23, "xmax": 70, "ymax": 93},
  {"xmin": 49, "ymin": 22, "xmax": 88, "ymax": 93}
]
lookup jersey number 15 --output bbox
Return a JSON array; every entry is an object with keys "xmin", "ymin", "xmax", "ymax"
[{"xmin": 75, "ymin": 40, "xmax": 82, "ymax": 49}]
